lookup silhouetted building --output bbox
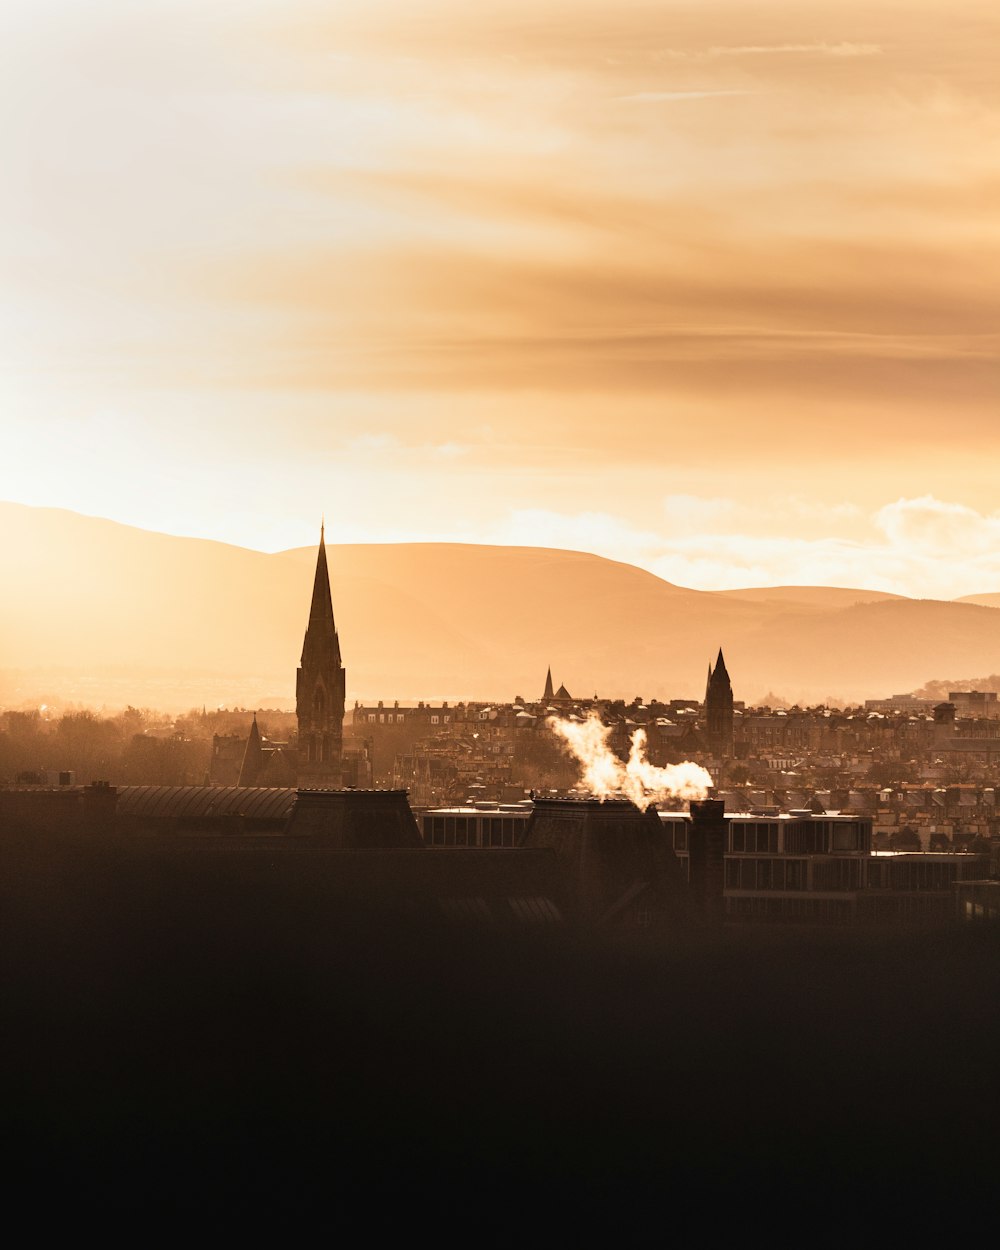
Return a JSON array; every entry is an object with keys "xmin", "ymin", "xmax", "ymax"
[
  {"xmin": 0, "ymin": 786, "xmax": 691, "ymax": 930},
  {"xmin": 520, "ymin": 798, "xmax": 693, "ymax": 928},
  {"xmin": 705, "ymin": 648, "xmax": 734, "ymax": 758},
  {"xmin": 296, "ymin": 523, "xmax": 345, "ymax": 788},
  {"xmin": 949, "ymin": 690, "xmax": 1000, "ymax": 720},
  {"xmin": 540, "ymin": 665, "xmax": 572, "ymax": 706},
  {"xmin": 421, "ymin": 804, "xmax": 531, "ymax": 847},
  {"xmin": 210, "ymin": 733, "xmax": 245, "ymax": 785}
]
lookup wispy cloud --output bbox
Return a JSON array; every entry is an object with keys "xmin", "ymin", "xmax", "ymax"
[
  {"xmin": 616, "ymin": 89, "xmax": 756, "ymax": 103},
  {"xmin": 707, "ymin": 42, "xmax": 882, "ymax": 58},
  {"xmin": 471, "ymin": 496, "xmax": 1000, "ymax": 600}
]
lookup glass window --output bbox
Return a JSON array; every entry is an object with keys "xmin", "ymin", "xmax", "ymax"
[{"xmin": 832, "ymin": 825, "xmax": 858, "ymax": 851}]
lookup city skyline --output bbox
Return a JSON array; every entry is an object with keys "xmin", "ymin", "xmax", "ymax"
[{"xmin": 3, "ymin": 1, "xmax": 998, "ymax": 598}]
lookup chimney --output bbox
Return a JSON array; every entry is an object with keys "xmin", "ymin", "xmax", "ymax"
[{"xmin": 688, "ymin": 799, "xmax": 726, "ymax": 924}]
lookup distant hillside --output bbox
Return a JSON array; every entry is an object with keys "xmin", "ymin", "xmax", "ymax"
[
  {"xmin": 718, "ymin": 586, "xmax": 906, "ymax": 609},
  {"xmin": 2, "ymin": 503, "xmax": 999, "ymax": 710},
  {"xmin": 955, "ymin": 593, "xmax": 1000, "ymax": 609}
]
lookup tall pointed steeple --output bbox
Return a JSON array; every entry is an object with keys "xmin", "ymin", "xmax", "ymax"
[
  {"xmin": 296, "ymin": 522, "xmax": 346, "ymax": 788},
  {"xmin": 301, "ymin": 521, "xmax": 340, "ymax": 667},
  {"xmin": 704, "ymin": 647, "xmax": 734, "ymax": 759},
  {"xmin": 238, "ymin": 712, "xmax": 264, "ymax": 788},
  {"xmin": 543, "ymin": 665, "xmax": 554, "ymax": 702}
]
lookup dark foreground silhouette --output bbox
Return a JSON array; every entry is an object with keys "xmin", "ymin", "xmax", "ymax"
[{"xmin": 3, "ymin": 839, "xmax": 998, "ymax": 1241}]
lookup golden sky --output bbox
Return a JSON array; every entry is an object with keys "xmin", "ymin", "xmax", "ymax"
[{"xmin": 2, "ymin": 1, "xmax": 998, "ymax": 596}]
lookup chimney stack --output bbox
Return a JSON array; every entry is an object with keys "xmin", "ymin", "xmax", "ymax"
[{"xmin": 688, "ymin": 799, "xmax": 727, "ymax": 924}]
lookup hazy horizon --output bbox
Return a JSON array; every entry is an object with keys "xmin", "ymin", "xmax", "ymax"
[{"xmin": 4, "ymin": 501, "xmax": 1000, "ymax": 712}]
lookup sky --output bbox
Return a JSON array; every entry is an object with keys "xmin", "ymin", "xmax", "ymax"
[{"xmin": 1, "ymin": 0, "xmax": 998, "ymax": 597}]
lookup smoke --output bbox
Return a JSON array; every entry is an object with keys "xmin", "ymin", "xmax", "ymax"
[{"xmin": 548, "ymin": 714, "xmax": 712, "ymax": 810}]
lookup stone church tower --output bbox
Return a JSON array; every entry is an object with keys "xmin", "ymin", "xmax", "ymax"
[
  {"xmin": 296, "ymin": 523, "xmax": 346, "ymax": 788},
  {"xmin": 704, "ymin": 648, "xmax": 735, "ymax": 759}
]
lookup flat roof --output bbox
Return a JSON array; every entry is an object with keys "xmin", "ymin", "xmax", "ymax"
[{"xmin": 655, "ymin": 810, "xmax": 868, "ymax": 822}]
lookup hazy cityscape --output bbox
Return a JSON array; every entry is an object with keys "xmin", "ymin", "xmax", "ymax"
[{"xmin": 3, "ymin": 0, "xmax": 998, "ymax": 1241}]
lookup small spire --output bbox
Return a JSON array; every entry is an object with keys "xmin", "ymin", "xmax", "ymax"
[{"xmin": 238, "ymin": 713, "xmax": 264, "ymax": 787}]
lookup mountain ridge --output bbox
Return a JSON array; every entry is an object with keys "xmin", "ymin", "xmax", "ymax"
[{"xmin": 2, "ymin": 502, "xmax": 998, "ymax": 711}]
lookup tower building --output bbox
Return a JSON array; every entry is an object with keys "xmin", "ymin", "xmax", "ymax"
[
  {"xmin": 704, "ymin": 648, "xmax": 734, "ymax": 759},
  {"xmin": 296, "ymin": 523, "xmax": 346, "ymax": 788}
]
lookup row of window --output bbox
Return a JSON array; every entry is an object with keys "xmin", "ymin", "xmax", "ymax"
[
  {"xmin": 725, "ymin": 856, "xmax": 984, "ymax": 893},
  {"xmin": 866, "ymin": 860, "xmax": 989, "ymax": 890},
  {"xmin": 365, "ymin": 713, "xmax": 452, "ymax": 725},
  {"xmin": 422, "ymin": 815, "xmax": 524, "ymax": 847},
  {"xmin": 726, "ymin": 822, "xmax": 867, "ymax": 854},
  {"xmin": 725, "ymin": 858, "xmax": 810, "ymax": 892}
]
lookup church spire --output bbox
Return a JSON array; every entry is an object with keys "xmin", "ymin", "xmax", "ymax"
[
  {"xmin": 305, "ymin": 522, "xmax": 337, "ymax": 641},
  {"xmin": 296, "ymin": 522, "xmax": 346, "ymax": 788},
  {"xmin": 543, "ymin": 665, "xmax": 554, "ymax": 702},
  {"xmin": 704, "ymin": 647, "xmax": 734, "ymax": 759},
  {"xmin": 238, "ymin": 712, "xmax": 263, "ymax": 787}
]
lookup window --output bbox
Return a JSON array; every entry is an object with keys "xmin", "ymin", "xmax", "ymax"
[
  {"xmin": 832, "ymin": 825, "xmax": 859, "ymax": 851},
  {"xmin": 431, "ymin": 715, "xmax": 439, "ymax": 725},
  {"xmin": 785, "ymin": 860, "xmax": 806, "ymax": 890}
]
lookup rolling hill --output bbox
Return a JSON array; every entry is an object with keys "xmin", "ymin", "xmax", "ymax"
[
  {"xmin": 954, "ymin": 593, "xmax": 1000, "ymax": 609},
  {"xmin": 2, "ymin": 502, "xmax": 999, "ymax": 710}
]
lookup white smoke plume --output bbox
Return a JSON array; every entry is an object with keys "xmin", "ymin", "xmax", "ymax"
[{"xmin": 548, "ymin": 714, "xmax": 713, "ymax": 811}]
